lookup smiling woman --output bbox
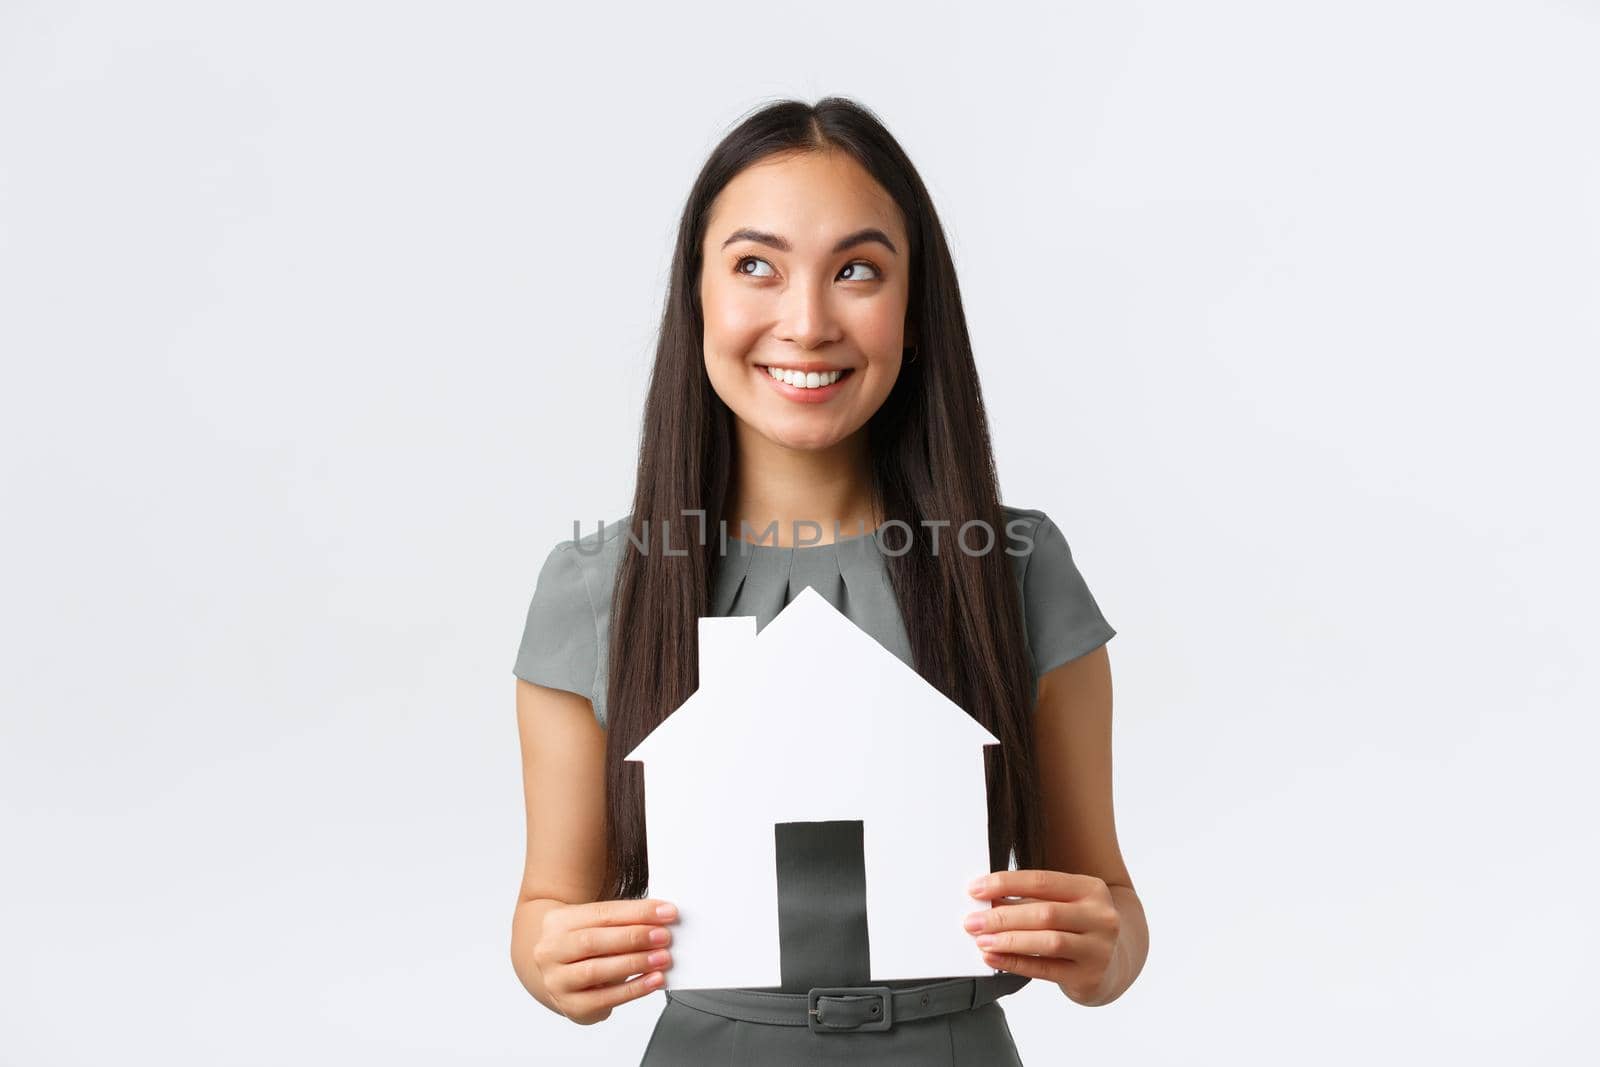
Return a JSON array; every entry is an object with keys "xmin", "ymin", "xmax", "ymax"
[
  {"xmin": 510, "ymin": 96, "xmax": 1148, "ymax": 1066},
  {"xmin": 700, "ymin": 150, "xmax": 913, "ymax": 454}
]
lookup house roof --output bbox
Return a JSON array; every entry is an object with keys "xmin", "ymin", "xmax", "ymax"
[{"xmin": 626, "ymin": 585, "xmax": 999, "ymax": 765}]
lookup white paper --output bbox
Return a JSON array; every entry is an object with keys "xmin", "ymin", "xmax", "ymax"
[{"xmin": 625, "ymin": 585, "xmax": 1001, "ymax": 990}]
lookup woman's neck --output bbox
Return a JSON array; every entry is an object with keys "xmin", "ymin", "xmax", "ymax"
[{"xmin": 725, "ymin": 423, "xmax": 880, "ymax": 546}]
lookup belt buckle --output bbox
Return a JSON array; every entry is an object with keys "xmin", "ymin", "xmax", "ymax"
[{"xmin": 806, "ymin": 985, "xmax": 894, "ymax": 1033}]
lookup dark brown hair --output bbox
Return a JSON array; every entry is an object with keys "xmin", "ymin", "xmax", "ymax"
[{"xmin": 600, "ymin": 96, "xmax": 1039, "ymax": 898}]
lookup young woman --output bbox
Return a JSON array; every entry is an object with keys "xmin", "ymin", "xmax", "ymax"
[{"xmin": 509, "ymin": 96, "xmax": 1149, "ymax": 1064}]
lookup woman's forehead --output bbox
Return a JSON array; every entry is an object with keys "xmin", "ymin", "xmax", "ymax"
[{"xmin": 706, "ymin": 152, "xmax": 905, "ymax": 250}]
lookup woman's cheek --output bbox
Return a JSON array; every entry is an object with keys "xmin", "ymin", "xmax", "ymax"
[
  {"xmin": 848, "ymin": 297, "xmax": 909, "ymax": 357},
  {"xmin": 857, "ymin": 326, "xmax": 905, "ymax": 366},
  {"xmin": 704, "ymin": 299, "xmax": 767, "ymax": 359}
]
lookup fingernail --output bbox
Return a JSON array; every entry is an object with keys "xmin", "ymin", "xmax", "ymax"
[
  {"xmin": 649, "ymin": 927, "xmax": 670, "ymax": 945},
  {"xmin": 645, "ymin": 972, "xmax": 664, "ymax": 987},
  {"xmin": 968, "ymin": 876, "xmax": 989, "ymax": 895},
  {"xmin": 656, "ymin": 903, "xmax": 677, "ymax": 920},
  {"xmin": 647, "ymin": 950, "xmax": 669, "ymax": 967},
  {"xmin": 963, "ymin": 912, "xmax": 985, "ymax": 933},
  {"xmin": 975, "ymin": 935, "xmax": 995, "ymax": 948}
]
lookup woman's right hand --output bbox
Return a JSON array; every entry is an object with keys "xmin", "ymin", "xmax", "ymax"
[{"xmin": 533, "ymin": 898, "xmax": 678, "ymax": 1024}]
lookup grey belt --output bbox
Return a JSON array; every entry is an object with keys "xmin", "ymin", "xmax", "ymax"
[{"xmin": 666, "ymin": 973, "xmax": 1030, "ymax": 1035}]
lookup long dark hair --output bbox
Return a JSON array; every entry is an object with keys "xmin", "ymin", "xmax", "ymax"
[{"xmin": 600, "ymin": 96, "xmax": 1039, "ymax": 899}]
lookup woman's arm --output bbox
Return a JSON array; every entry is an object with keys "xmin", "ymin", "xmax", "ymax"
[
  {"xmin": 509, "ymin": 678, "xmax": 611, "ymax": 1014},
  {"xmin": 1033, "ymin": 645, "xmax": 1149, "ymax": 1006}
]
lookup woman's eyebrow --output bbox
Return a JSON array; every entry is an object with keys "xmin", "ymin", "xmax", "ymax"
[{"xmin": 719, "ymin": 227, "xmax": 900, "ymax": 256}]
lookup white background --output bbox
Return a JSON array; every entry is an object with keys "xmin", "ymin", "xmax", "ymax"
[{"xmin": 2, "ymin": 1, "xmax": 1596, "ymax": 1063}]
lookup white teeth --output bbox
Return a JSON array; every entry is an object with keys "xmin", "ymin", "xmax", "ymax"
[{"xmin": 765, "ymin": 367, "xmax": 844, "ymax": 389}]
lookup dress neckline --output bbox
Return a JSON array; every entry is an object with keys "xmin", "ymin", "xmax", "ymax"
[{"xmin": 723, "ymin": 520, "xmax": 889, "ymax": 552}]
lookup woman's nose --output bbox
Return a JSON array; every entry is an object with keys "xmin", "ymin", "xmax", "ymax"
[{"xmin": 776, "ymin": 278, "xmax": 842, "ymax": 350}]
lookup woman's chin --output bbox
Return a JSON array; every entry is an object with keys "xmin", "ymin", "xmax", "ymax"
[{"xmin": 752, "ymin": 414, "xmax": 851, "ymax": 454}]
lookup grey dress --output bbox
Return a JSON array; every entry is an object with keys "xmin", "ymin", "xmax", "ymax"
[{"xmin": 514, "ymin": 504, "xmax": 1117, "ymax": 1065}]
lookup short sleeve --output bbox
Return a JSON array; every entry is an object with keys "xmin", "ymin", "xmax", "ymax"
[
  {"xmin": 512, "ymin": 543, "xmax": 600, "ymax": 708},
  {"xmin": 1020, "ymin": 513, "xmax": 1117, "ymax": 677}
]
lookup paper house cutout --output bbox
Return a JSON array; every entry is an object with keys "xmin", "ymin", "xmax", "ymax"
[{"xmin": 625, "ymin": 585, "xmax": 1000, "ymax": 991}]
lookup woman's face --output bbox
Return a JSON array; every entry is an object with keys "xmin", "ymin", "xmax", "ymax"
[{"xmin": 699, "ymin": 149, "xmax": 912, "ymax": 453}]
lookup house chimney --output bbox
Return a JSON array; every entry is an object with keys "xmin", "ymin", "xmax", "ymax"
[{"xmin": 698, "ymin": 616, "xmax": 756, "ymax": 687}]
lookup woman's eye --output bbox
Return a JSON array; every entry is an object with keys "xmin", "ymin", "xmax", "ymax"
[
  {"xmin": 734, "ymin": 256, "xmax": 880, "ymax": 282},
  {"xmin": 736, "ymin": 256, "xmax": 775, "ymax": 278}
]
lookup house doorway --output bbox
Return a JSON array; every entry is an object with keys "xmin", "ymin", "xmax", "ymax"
[{"xmin": 773, "ymin": 819, "xmax": 870, "ymax": 989}]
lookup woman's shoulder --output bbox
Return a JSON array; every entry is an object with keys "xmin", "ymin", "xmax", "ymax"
[
  {"xmin": 542, "ymin": 513, "xmax": 632, "ymax": 579},
  {"xmin": 997, "ymin": 502, "xmax": 1117, "ymax": 674},
  {"xmin": 512, "ymin": 514, "xmax": 630, "ymax": 706},
  {"xmin": 533, "ymin": 512, "xmax": 635, "ymax": 618},
  {"xmin": 999, "ymin": 503, "xmax": 1051, "ymax": 539},
  {"xmin": 996, "ymin": 503, "xmax": 1056, "ymax": 576},
  {"xmin": 995, "ymin": 501, "xmax": 1089, "ymax": 588}
]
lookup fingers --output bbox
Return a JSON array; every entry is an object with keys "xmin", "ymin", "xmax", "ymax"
[
  {"xmin": 551, "ymin": 922, "xmax": 673, "ymax": 966},
  {"xmin": 533, "ymin": 900, "xmax": 679, "ymax": 1024},
  {"xmin": 980, "ymin": 948, "xmax": 1075, "ymax": 985},
  {"xmin": 973, "ymin": 927, "xmax": 1085, "ymax": 961},
  {"xmin": 970, "ymin": 869, "xmax": 1091, "ymax": 901},
  {"xmin": 964, "ymin": 898, "xmax": 1066, "ymax": 935},
  {"xmin": 544, "ymin": 933, "xmax": 674, "ymax": 1023},
  {"xmin": 546, "ymin": 898, "xmax": 678, "ymax": 934},
  {"xmin": 554, "ymin": 945, "xmax": 673, "ymax": 995},
  {"xmin": 559, "ymin": 967, "xmax": 667, "ymax": 1022}
]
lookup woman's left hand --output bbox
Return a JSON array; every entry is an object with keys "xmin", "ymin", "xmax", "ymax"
[{"xmin": 964, "ymin": 869, "xmax": 1122, "ymax": 1004}]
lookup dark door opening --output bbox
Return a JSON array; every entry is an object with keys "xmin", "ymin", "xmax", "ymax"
[{"xmin": 773, "ymin": 819, "xmax": 870, "ymax": 989}]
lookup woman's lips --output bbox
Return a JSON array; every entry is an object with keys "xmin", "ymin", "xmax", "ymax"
[{"xmin": 755, "ymin": 365, "xmax": 855, "ymax": 404}]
